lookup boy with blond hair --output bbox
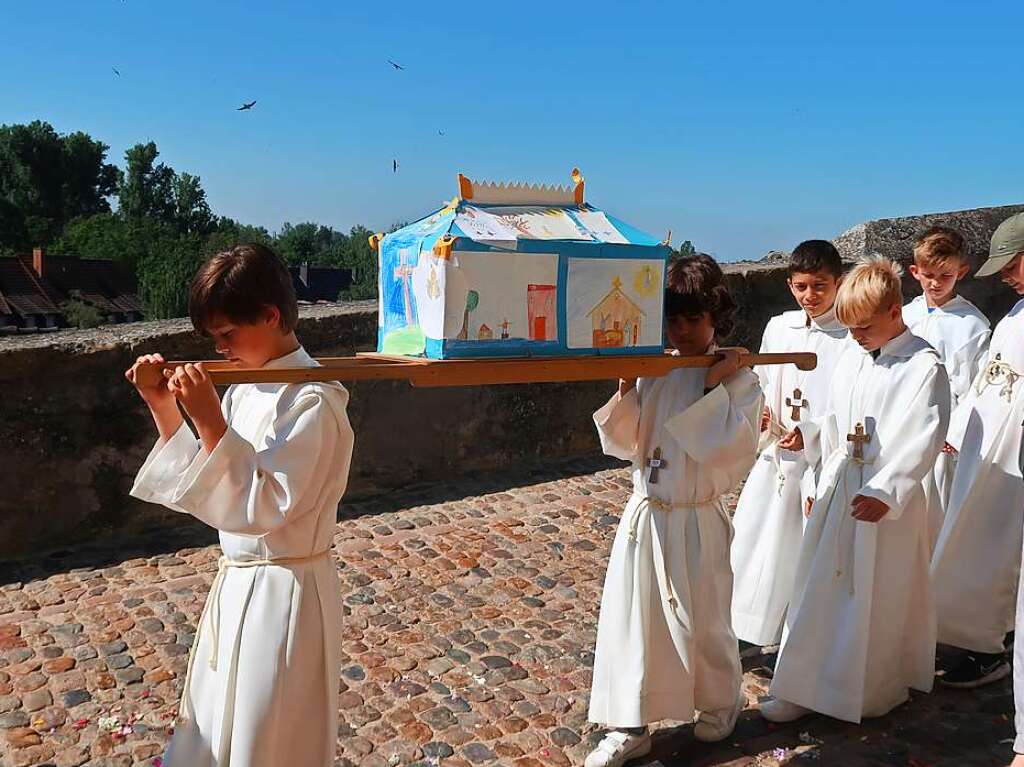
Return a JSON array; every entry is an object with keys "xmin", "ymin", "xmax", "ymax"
[
  {"xmin": 760, "ymin": 256, "xmax": 950, "ymax": 724},
  {"xmin": 903, "ymin": 226, "xmax": 990, "ymax": 407},
  {"xmin": 903, "ymin": 226, "xmax": 990, "ymax": 543}
]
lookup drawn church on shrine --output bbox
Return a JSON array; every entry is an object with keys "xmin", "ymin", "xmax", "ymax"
[{"xmin": 373, "ymin": 169, "xmax": 672, "ymax": 360}]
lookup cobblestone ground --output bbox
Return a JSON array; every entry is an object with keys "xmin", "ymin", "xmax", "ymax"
[{"xmin": 0, "ymin": 459, "xmax": 1016, "ymax": 767}]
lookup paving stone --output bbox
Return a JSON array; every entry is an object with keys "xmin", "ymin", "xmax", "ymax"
[
  {"xmin": 0, "ymin": 466, "xmax": 1013, "ymax": 767},
  {"xmin": 62, "ymin": 689, "xmax": 91, "ymax": 708},
  {"xmin": 21, "ymin": 687, "xmax": 52, "ymax": 711},
  {"xmin": 423, "ymin": 741, "xmax": 455, "ymax": 758},
  {"xmin": 0, "ymin": 710, "xmax": 30, "ymax": 727},
  {"xmin": 98, "ymin": 640, "xmax": 127, "ymax": 656},
  {"xmin": 462, "ymin": 742, "xmax": 497, "ymax": 764},
  {"xmin": 104, "ymin": 653, "xmax": 133, "ymax": 670}
]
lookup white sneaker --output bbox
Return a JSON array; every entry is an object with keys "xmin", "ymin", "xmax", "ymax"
[
  {"xmin": 694, "ymin": 689, "xmax": 744, "ymax": 742},
  {"xmin": 759, "ymin": 696, "xmax": 811, "ymax": 723},
  {"xmin": 583, "ymin": 729, "xmax": 652, "ymax": 767}
]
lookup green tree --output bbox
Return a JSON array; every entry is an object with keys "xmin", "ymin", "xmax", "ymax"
[
  {"xmin": 338, "ymin": 225, "xmax": 379, "ymax": 299},
  {"xmin": 276, "ymin": 222, "xmax": 349, "ymax": 266},
  {"xmin": 457, "ymin": 290, "xmax": 479, "ymax": 339},
  {"xmin": 136, "ymin": 227, "xmax": 205, "ymax": 319},
  {"xmin": 172, "ymin": 173, "xmax": 214, "ymax": 235},
  {"xmin": 52, "ymin": 212, "xmax": 134, "ymax": 268},
  {"xmin": 0, "ymin": 121, "xmax": 117, "ymax": 249},
  {"xmin": 117, "ymin": 142, "xmax": 176, "ymax": 225},
  {"xmin": 61, "ymin": 290, "xmax": 105, "ymax": 329},
  {"xmin": 202, "ymin": 217, "xmax": 274, "ymax": 256},
  {"xmin": 675, "ymin": 240, "xmax": 696, "ymax": 259},
  {"xmin": 61, "ymin": 131, "xmax": 119, "ymax": 219}
]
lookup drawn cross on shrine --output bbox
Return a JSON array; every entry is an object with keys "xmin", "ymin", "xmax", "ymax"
[
  {"xmin": 646, "ymin": 447, "xmax": 667, "ymax": 484},
  {"xmin": 847, "ymin": 422, "xmax": 871, "ymax": 461},
  {"xmin": 394, "ymin": 249, "xmax": 415, "ymax": 326},
  {"xmin": 786, "ymin": 388, "xmax": 809, "ymax": 421}
]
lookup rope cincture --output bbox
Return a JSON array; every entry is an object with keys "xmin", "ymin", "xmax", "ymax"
[
  {"xmin": 975, "ymin": 354, "xmax": 1021, "ymax": 402},
  {"xmin": 176, "ymin": 549, "xmax": 332, "ymax": 724},
  {"xmin": 627, "ymin": 494, "xmax": 722, "ymax": 620},
  {"xmin": 811, "ymin": 451, "xmax": 875, "ymax": 597}
]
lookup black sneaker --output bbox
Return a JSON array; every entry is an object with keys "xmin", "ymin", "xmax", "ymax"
[
  {"xmin": 939, "ymin": 651, "xmax": 1011, "ymax": 688},
  {"xmin": 738, "ymin": 640, "xmax": 762, "ymax": 659}
]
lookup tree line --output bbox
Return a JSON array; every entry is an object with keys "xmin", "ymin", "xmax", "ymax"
[
  {"xmin": 0, "ymin": 121, "xmax": 378, "ymax": 319},
  {"xmin": 1, "ymin": 120, "xmax": 697, "ymax": 323}
]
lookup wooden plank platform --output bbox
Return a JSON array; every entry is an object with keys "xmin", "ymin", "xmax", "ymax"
[{"xmin": 133, "ymin": 350, "xmax": 816, "ymax": 388}]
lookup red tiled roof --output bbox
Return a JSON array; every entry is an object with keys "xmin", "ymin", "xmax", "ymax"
[
  {"xmin": 41, "ymin": 256, "xmax": 143, "ymax": 314},
  {"xmin": 0, "ymin": 258, "xmax": 61, "ymax": 315},
  {"xmin": 0, "ymin": 255, "xmax": 142, "ymax": 322}
]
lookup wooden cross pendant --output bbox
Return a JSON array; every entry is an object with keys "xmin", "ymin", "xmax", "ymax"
[
  {"xmin": 646, "ymin": 447, "xmax": 667, "ymax": 484},
  {"xmin": 847, "ymin": 422, "xmax": 871, "ymax": 461},
  {"xmin": 786, "ymin": 388, "xmax": 809, "ymax": 421}
]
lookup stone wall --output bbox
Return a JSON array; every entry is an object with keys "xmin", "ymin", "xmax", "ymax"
[
  {"xmin": 2, "ymin": 204, "xmax": 1021, "ymax": 560},
  {"xmin": 0, "ymin": 303, "xmax": 620, "ymax": 560}
]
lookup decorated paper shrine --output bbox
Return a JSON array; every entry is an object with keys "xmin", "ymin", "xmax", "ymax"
[{"xmin": 374, "ymin": 169, "xmax": 672, "ymax": 359}]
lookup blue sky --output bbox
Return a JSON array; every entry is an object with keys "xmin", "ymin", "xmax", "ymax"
[{"xmin": 3, "ymin": 1, "xmax": 1022, "ymax": 260}]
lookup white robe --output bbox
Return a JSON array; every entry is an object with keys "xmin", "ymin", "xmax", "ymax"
[
  {"xmin": 904, "ymin": 295, "xmax": 991, "ymax": 542},
  {"xmin": 588, "ymin": 362, "xmax": 762, "ymax": 727},
  {"xmin": 131, "ymin": 347, "xmax": 353, "ymax": 767},
  {"xmin": 1013, "ymin": 530, "xmax": 1024, "ymax": 753},
  {"xmin": 931, "ymin": 299, "xmax": 1024, "ymax": 654},
  {"xmin": 770, "ymin": 330, "xmax": 950, "ymax": 723},
  {"xmin": 731, "ymin": 306, "xmax": 852, "ymax": 646},
  {"xmin": 903, "ymin": 294, "xmax": 990, "ymax": 408}
]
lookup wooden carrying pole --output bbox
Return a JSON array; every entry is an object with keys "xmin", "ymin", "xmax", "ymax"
[{"xmin": 133, "ymin": 351, "xmax": 816, "ymax": 389}]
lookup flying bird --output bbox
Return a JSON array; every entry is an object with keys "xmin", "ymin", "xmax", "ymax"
[
  {"xmin": 393, "ymin": 159, "xmax": 398, "ymax": 173},
  {"xmin": 387, "ymin": 60, "xmax": 404, "ymax": 70},
  {"xmin": 237, "ymin": 100, "xmax": 257, "ymax": 111},
  {"xmin": 112, "ymin": 67, "xmax": 121, "ymax": 77}
]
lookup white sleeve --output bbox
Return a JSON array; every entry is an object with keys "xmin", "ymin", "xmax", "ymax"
[
  {"xmin": 130, "ymin": 421, "xmax": 203, "ymax": 512},
  {"xmin": 947, "ymin": 327, "xmax": 991, "ymax": 407},
  {"xmin": 141, "ymin": 393, "xmax": 353, "ymax": 536},
  {"xmin": 593, "ymin": 387, "xmax": 641, "ymax": 462},
  {"xmin": 859, "ymin": 364, "xmax": 951, "ymax": 521},
  {"xmin": 663, "ymin": 370, "xmax": 762, "ymax": 466}
]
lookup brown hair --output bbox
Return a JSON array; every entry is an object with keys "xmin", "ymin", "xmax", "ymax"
[
  {"xmin": 664, "ymin": 253, "xmax": 736, "ymax": 338},
  {"xmin": 913, "ymin": 226, "xmax": 967, "ymax": 268},
  {"xmin": 188, "ymin": 244, "xmax": 298, "ymax": 335}
]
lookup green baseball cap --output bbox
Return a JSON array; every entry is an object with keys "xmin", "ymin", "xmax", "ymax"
[{"xmin": 976, "ymin": 211, "xmax": 1024, "ymax": 277}]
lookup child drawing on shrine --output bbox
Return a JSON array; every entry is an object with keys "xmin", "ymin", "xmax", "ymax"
[
  {"xmin": 930, "ymin": 212, "xmax": 1024, "ymax": 691},
  {"xmin": 584, "ymin": 254, "xmax": 762, "ymax": 767},
  {"xmin": 761, "ymin": 256, "xmax": 950, "ymax": 724},
  {"xmin": 125, "ymin": 244, "xmax": 354, "ymax": 767},
  {"xmin": 731, "ymin": 240, "xmax": 850, "ymax": 654}
]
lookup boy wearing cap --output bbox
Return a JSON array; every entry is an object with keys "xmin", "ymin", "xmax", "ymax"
[{"xmin": 931, "ymin": 211, "xmax": 1024, "ymax": 691}]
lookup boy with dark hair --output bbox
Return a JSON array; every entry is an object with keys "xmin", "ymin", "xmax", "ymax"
[
  {"xmin": 126, "ymin": 243, "xmax": 354, "ymax": 767},
  {"xmin": 763, "ymin": 256, "xmax": 950, "ymax": 724},
  {"xmin": 585, "ymin": 254, "xmax": 762, "ymax": 766},
  {"xmin": 731, "ymin": 240, "xmax": 851, "ymax": 651}
]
